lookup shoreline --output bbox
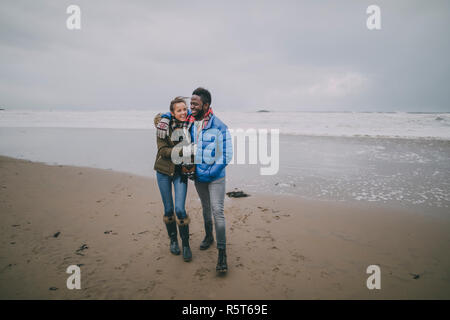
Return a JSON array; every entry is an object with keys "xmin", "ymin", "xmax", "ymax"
[
  {"xmin": 2, "ymin": 125, "xmax": 450, "ymax": 142},
  {"xmin": 2, "ymin": 154, "xmax": 445, "ymax": 217},
  {"xmin": 1, "ymin": 155, "xmax": 449, "ymax": 299}
]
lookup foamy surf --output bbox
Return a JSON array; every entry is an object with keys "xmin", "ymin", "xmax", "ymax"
[{"xmin": 1, "ymin": 110, "xmax": 449, "ymax": 140}]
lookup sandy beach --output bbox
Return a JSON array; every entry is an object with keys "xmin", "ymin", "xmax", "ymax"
[{"xmin": 0, "ymin": 155, "xmax": 449, "ymax": 299}]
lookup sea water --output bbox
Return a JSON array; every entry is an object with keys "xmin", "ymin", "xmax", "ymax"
[{"xmin": 1, "ymin": 110, "xmax": 449, "ymax": 215}]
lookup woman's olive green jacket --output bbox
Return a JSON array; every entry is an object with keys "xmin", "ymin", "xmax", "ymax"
[{"xmin": 153, "ymin": 113, "xmax": 183, "ymax": 176}]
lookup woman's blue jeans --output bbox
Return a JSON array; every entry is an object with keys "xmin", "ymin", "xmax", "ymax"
[{"xmin": 156, "ymin": 171, "xmax": 188, "ymax": 219}]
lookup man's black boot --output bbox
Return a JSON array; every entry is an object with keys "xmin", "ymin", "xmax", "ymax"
[
  {"xmin": 200, "ymin": 221, "xmax": 214, "ymax": 250},
  {"xmin": 216, "ymin": 248, "xmax": 228, "ymax": 273},
  {"xmin": 163, "ymin": 216, "xmax": 180, "ymax": 255},
  {"xmin": 177, "ymin": 216, "xmax": 192, "ymax": 262}
]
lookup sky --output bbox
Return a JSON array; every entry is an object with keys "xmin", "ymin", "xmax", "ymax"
[{"xmin": 1, "ymin": 0, "xmax": 449, "ymax": 112}]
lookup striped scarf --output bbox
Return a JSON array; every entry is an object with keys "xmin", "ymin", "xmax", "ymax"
[
  {"xmin": 188, "ymin": 107, "xmax": 213, "ymax": 129},
  {"xmin": 170, "ymin": 117, "xmax": 192, "ymax": 144},
  {"xmin": 170, "ymin": 118, "xmax": 191, "ymax": 130}
]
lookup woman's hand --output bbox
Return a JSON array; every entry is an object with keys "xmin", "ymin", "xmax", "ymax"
[{"xmin": 156, "ymin": 118, "xmax": 170, "ymax": 139}]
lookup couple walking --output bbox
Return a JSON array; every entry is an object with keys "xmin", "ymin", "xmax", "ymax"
[{"xmin": 153, "ymin": 87, "xmax": 232, "ymax": 273}]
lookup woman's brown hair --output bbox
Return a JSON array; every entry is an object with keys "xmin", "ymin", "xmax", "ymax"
[{"xmin": 170, "ymin": 96, "xmax": 187, "ymax": 112}]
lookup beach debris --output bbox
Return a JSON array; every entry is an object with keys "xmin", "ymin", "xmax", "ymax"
[
  {"xmin": 104, "ymin": 230, "xmax": 113, "ymax": 234},
  {"xmin": 257, "ymin": 109, "xmax": 270, "ymax": 113},
  {"xmin": 226, "ymin": 189, "xmax": 250, "ymax": 198},
  {"xmin": 10, "ymin": 242, "xmax": 15, "ymax": 245},
  {"xmin": 75, "ymin": 244, "xmax": 88, "ymax": 255},
  {"xmin": 257, "ymin": 206, "xmax": 269, "ymax": 212},
  {"xmin": 275, "ymin": 182, "xmax": 296, "ymax": 187},
  {"xmin": 53, "ymin": 232, "xmax": 61, "ymax": 238},
  {"xmin": 435, "ymin": 116, "xmax": 444, "ymax": 121},
  {"xmin": 11, "ymin": 224, "xmax": 20, "ymax": 227},
  {"xmin": 1, "ymin": 263, "xmax": 16, "ymax": 272},
  {"xmin": 409, "ymin": 273, "xmax": 421, "ymax": 280},
  {"xmin": 78, "ymin": 244, "xmax": 88, "ymax": 250},
  {"xmin": 49, "ymin": 287, "xmax": 58, "ymax": 291}
]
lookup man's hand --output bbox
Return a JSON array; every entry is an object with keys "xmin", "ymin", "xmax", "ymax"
[{"xmin": 156, "ymin": 118, "xmax": 170, "ymax": 139}]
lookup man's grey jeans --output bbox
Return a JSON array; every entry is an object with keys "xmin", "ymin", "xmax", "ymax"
[{"xmin": 194, "ymin": 177, "xmax": 226, "ymax": 249}]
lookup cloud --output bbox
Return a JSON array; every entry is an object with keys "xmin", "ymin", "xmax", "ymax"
[{"xmin": 0, "ymin": 0, "xmax": 449, "ymax": 111}]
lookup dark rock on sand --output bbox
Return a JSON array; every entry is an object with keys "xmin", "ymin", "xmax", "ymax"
[{"xmin": 226, "ymin": 189, "xmax": 250, "ymax": 198}]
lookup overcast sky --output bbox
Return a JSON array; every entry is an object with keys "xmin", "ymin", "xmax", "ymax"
[{"xmin": 1, "ymin": 0, "xmax": 449, "ymax": 112}]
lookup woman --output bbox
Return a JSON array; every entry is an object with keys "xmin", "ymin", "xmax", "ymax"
[{"xmin": 153, "ymin": 96, "xmax": 194, "ymax": 262}]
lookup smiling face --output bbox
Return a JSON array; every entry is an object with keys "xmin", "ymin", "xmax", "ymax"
[
  {"xmin": 190, "ymin": 95, "xmax": 209, "ymax": 120},
  {"xmin": 171, "ymin": 102, "xmax": 187, "ymax": 121}
]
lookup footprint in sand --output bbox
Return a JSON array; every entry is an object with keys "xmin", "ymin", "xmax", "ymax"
[
  {"xmin": 114, "ymin": 263, "xmax": 129, "ymax": 271},
  {"xmin": 1, "ymin": 263, "xmax": 17, "ymax": 272},
  {"xmin": 194, "ymin": 267, "xmax": 210, "ymax": 280},
  {"xmin": 320, "ymin": 271, "xmax": 329, "ymax": 278},
  {"xmin": 138, "ymin": 280, "xmax": 158, "ymax": 294}
]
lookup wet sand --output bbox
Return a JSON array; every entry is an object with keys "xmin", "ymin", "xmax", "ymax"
[{"xmin": 0, "ymin": 155, "xmax": 449, "ymax": 299}]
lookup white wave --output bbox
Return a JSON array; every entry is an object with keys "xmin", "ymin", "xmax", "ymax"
[{"xmin": 1, "ymin": 110, "xmax": 449, "ymax": 140}]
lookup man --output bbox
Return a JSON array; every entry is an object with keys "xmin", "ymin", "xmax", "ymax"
[{"xmin": 156, "ymin": 87, "xmax": 232, "ymax": 273}]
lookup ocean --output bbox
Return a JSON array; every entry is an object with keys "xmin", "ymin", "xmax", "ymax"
[{"xmin": 1, "ymin": 110, "xmax": 449, "ymax": 215}]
